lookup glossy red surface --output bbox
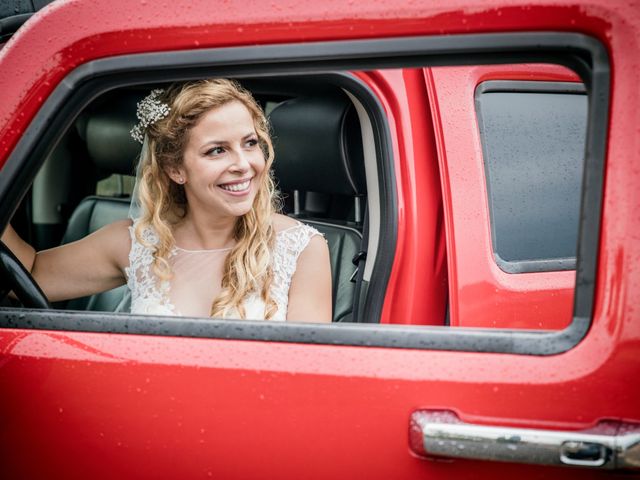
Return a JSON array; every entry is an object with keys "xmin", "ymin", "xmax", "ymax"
[
  {"xmin": 429, "ymin": 64, "xmax": 577, "ymax": 330},
  {"xmin": 1, "ymin": 0, "xmax": 639, "ymax": 478},
  {"xmin": 359, "ymin": 68, "xmax": 448, "ymax": 326}
]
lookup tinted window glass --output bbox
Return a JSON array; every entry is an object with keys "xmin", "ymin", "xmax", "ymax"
[
  {"xmin": 96, "ymin": 173, "xmax": 135, "ymax": 197},
  {"xmin": 476, "ymin": 82, "xmax": 588, "ymax": 272}
]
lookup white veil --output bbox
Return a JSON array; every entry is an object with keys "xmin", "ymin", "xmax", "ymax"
[
  {"xmin": 128, "ymin": 136, "xmax": 148, "ymax": 222},
  {"xmin": 128, "ymin": 88, "xmax": 170, "ymax": 222}
]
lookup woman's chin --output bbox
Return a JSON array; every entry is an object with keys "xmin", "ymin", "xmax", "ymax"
[
  {"xmin": 189, "ymin": 187, "xmax": 254, "ymax": 219},
  {"xmin": 219, "ymin": 198, "xmax": 256, "ymax": 219}
]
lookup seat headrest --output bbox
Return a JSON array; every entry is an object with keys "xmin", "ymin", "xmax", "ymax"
[
  {"xmin": 76, "ymin": 91, "xmax": 143, "ymax": 176},
  {"xmin": 270, "ymin": 93, "xmax": 366, "ymax": 196}
]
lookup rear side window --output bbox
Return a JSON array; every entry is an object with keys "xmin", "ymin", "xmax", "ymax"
[
  {"xmin": 96, "ymin": 173, "xmax": 135, "ymax": 197},
  {"xmin": 475, "ymin": 81, "xmax": 588, "ymax": 273}
]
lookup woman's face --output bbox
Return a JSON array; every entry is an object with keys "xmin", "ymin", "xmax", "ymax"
[{"xmin": 176, "ymin": 100, "xmax": 266, "ymax": 221}]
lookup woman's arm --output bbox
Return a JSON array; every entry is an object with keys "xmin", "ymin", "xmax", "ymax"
[
  {"xmin": 2, "ymin": 220, "xmax": 131, "ymax": 302},
  {"xmin": 286, "ymin": 235, "xmax": 332, "ymax": 323},
  {"xmin": 2, "ymin": 224, "xmax": 36, "ymax": 272}
]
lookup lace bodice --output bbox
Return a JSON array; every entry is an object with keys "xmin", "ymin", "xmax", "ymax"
[{"xmin": 125, "ymin": 221, "xmax": 321, "ymax": 320}]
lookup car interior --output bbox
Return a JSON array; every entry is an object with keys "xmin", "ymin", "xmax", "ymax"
[{"xmin": 10, "ymin": 76, "xmax": 372, "ymax": 323}]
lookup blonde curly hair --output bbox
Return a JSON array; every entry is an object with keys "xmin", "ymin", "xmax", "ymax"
[{"xmin": 134, "ymin": 79, "xmax": 279, "ymax": 319}]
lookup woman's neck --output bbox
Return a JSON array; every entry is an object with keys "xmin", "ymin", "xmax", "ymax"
[{"xmin": 173, "ymin": 210, "xmax": 238, "ymax": 250}]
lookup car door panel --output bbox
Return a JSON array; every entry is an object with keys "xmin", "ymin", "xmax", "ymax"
[{"xmin": 0, "ymin": 322, "xmax": 634, "ymax": 478}]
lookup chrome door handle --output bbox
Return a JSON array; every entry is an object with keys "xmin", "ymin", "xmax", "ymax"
[
  {"xmin": 410, "ymin": 411, "xmax": 640, "ymax": 470},
  {"xmin": 559, "ymin": 440, "xmax": 608, "ymax": 466}
]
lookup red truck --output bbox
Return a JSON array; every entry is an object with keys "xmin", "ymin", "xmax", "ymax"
[{"xmin": 0, "ymin": 0, "xmax": 638, "ymax": 478}]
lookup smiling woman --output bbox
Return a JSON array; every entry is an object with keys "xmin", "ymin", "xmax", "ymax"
[{"xmin": 1, "ymin": 79, "xmax": 332, "ymax": 323}]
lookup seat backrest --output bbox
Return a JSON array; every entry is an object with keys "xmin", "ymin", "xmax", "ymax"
[
  {"xmin": 61, "ymin": 196, "xmax": 131, "ymax": 312},
  {"xmin": 59, "ymin": 91, "xmax": 142, "ymax": 312},
  {"xmin": 270, "ymin": 92, "xmax": 366, "ymax": 322},
  {"xmin": 270, "ymin": 93, "xmax": 366, "ymax": 198}
]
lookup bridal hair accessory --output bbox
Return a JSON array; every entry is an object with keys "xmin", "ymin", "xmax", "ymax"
[{"xmin": 130, "ymin": 89, "xmax": 171, "ymax": 143}]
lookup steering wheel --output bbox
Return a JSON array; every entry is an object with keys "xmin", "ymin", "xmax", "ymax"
[{"xmin": 0, "ymin": 241, "xmax": 50, "ymax": 309}]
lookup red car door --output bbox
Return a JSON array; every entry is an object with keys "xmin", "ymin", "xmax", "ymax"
[{"xmin": 0, "ymin": 1, "xmax": 638, "ymax": 479}]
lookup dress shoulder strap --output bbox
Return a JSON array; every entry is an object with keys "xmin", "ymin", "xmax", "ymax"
[
  {"xmin": 125, "ymin": 221, "xmax": 176, "ymax": 315},
  {"xmin": 270, "ymin": 223, "xmax": 322, "ymax": 310}
]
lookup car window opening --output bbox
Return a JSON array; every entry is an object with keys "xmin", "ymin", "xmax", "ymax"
[{"xmin": 0, "ymin": 32, "xmax": 608, "ymax": 354}]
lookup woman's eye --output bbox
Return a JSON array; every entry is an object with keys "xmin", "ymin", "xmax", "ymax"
[
  {"xmin": 206, "ymin": 146, "xmax": 225, "ymax": 156},
  {"xmin": 245, "ymin": 138, "xmax": 258, "ymax": 148}
]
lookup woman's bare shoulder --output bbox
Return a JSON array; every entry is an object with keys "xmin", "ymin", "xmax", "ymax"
[{"xmin": 271, "ymin": 213, "xmax": 300, "ymax": 232}]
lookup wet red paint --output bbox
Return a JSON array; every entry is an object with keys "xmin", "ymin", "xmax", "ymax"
[{"xmin": 1, "ymin": 0, "xmax": 639, "ymax": 478}]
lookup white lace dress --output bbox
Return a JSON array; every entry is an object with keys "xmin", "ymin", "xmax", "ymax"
[{"xmin": 125, "ymin": 221, "xmax": 321, "ymax": 320}]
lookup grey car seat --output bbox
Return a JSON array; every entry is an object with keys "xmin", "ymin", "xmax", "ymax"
[
  {"xmin": 270, "ymin": 92, "xmax": 367, "ymax": 322},
  {"xmin": 60, "ymin": 92, "xmax": 141, "ymax": 312}
]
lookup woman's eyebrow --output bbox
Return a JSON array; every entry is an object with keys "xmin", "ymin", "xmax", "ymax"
[
  {"xmin": 200, "ymin": 132, "xmax": 256, "ymax": 148},
  {"xmin": 200, "ymin": 139, "xmax": 227, "ymax": 148}
]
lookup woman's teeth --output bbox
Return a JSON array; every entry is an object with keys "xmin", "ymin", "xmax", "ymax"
[{"xmin": 220, "ymin": 180, "xmax": 250, "ymax": 192}]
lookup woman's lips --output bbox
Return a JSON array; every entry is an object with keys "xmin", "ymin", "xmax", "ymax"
[{"xmin": 218, "ymin": 178, "xmax": 251, "ymax": 195}]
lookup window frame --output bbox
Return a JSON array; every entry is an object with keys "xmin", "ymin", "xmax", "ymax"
[{"xmin": 0, "ymin": 32, "xmax": 610, "ymax": 355}]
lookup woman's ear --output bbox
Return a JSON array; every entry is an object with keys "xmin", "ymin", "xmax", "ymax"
[{"xmin": 166, "ymin": 167, "xmax": 187, "ymax": 185}]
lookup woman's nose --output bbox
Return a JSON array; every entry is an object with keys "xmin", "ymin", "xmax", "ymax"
[{"xmin": 230, "ymin": 149, "xmax": 251, "ymax": 172}]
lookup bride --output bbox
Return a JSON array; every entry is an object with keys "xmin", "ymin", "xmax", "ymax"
[{"xmin": 2, "ymin": 79, "xmax": 332, "ymax": 323}]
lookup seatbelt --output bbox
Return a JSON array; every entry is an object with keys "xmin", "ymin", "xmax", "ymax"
[{"xmin": 350, "ymin": 206, "xmax": 369, "ymax": 323}]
